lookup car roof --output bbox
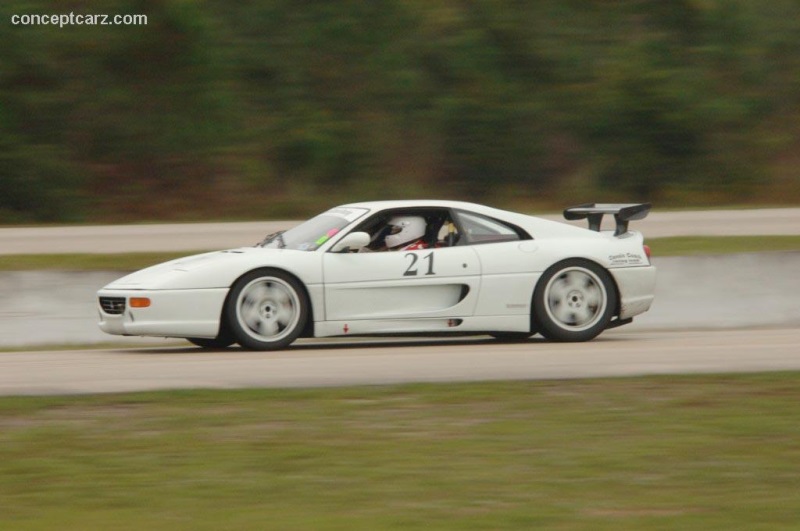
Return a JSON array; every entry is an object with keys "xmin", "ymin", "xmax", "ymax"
[
  {"xmin": 340, "ymin": 199, "xmax": 510, "ymax": 216},
  {"xmin": 338, "ymin": 199, "xmax": 596, "ymax": 239}
]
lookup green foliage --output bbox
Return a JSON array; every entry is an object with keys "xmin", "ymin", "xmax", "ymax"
[
  {"xmin": 0, "ymin": 116, "xmax": 82, "ymax": 222},
  {"xmin": 1, "ymin": 0, "xmax": 799, "ymax": 222}
]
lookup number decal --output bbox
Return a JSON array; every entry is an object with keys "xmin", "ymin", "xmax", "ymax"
[
  {"xmin": 423, "ymin": 252, "xmax": 435, "ymax": 275},
  {"xmin": 403, "ymin": 253, "xmax": 419, "ymax": 276},
  {"xmin": 403, "ymin": 252, "xmax": 435, "ymax": 276}
]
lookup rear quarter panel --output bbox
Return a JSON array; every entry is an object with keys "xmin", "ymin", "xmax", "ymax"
[{"xmin": 470, "ymin": 227, "xmax": 652, "ymax": 319}]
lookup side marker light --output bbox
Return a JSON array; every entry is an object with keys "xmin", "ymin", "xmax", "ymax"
[{"xmin": 130, "ymin": 297, "xmax": 151, "ymax": 308}]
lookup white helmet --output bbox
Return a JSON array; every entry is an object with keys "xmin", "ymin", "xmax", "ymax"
[{"xmin": 384, "ymin": 216, "xmax": 426, "ymax": 249}]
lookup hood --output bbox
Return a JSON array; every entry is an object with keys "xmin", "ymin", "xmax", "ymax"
[{"xmin": 103, "ymin": 248, "xmax": 279, "ymax": 290}]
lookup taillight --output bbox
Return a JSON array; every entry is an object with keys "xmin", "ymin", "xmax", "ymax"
[{"xmin": 643, "ymin": 245, "xmax": 651, "ymax": 259}]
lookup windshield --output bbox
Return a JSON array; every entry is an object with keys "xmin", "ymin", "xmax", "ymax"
[{"xmin": 258, "ymin": 207, "xmax": 368, "ymax": 251}]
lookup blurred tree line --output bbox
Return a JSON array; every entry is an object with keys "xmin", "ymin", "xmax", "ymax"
[{"xmin": 1, "ymin": 0, "xmax": 799, "ymax": 222}]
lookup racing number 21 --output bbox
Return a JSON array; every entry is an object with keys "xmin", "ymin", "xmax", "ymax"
[{"xmin": 404, "ymin": 252, "xmax": 435, "ymax": 276}]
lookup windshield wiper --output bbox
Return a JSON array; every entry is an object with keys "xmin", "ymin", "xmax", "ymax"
[{"xmin": 257, "ymin": 230, "xmax": 286, "ymax": 248}]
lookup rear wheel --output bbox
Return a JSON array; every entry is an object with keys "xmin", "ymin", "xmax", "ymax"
[
  {"xmin": 226, "ymin": 269, "xmax": 308, "ymax": 351},
  {"xmin": 533, "ymin": 259, "xmax": 616, "ymax": 342}
]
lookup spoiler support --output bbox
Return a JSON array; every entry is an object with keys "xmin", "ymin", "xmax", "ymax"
[{"xmin": 563, "ymin": 203, "xmax": 651, "ymax": 236}]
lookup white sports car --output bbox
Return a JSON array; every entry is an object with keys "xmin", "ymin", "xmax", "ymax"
[{"xmin": 97, "ymin": 200, "xmax": 656, "ymax": 349}]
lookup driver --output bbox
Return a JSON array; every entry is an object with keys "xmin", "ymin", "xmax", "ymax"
[{"xmin": 384, "ymin": 215, "xmax": 428, "ymax": 251}]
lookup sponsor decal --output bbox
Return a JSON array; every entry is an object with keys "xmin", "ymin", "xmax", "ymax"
[{"xmin": 609, "ymin": 253, "xmax": 644, "ymax": 266}]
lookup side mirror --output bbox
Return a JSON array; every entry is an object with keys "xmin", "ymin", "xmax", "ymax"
[{"xmin": 330, "ymin": 232, "xmax": 370, "ymax": 253}]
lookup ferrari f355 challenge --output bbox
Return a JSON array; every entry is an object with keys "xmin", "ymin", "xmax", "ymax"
[{"xmin": 98, "ymin": 200, "xmax": 656, "ymax": 349}]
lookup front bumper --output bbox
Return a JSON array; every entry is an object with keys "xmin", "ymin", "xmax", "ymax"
[{"xmin": 97, "ymin": 288, "xmax": 228, "ymax": 339}]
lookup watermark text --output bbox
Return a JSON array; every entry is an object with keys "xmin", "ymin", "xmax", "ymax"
[{"xmin": 11, "ymin": 13, "xmax": 148, "ymax": 28}]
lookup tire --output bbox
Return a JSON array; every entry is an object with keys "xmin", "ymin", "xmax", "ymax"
[
  {"xmin": 225, "ymin": 268, "xmax": 309, "ymax": 351},
  {"xmin": 187, "ymin": 335, "xmax": 235, "ymax": 349},
  {"xmin": 533, "ymin": 259, "xmax": 617, "ymax": 342}
]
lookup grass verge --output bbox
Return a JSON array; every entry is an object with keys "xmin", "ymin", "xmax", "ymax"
[
  {"xmin": 0, "ymin": 251, "xmax": 203, "ymax": 271},
  {"xmin": 1, "ymin": 374, "xmax": 799, "ymax": 529},
  {"xmin": 648, "ymin": 235, "xmax": 800, "ymax": 256},
  {"xmin": 1, "ymin": 236, "xmax": 799, "ymax": 271}
]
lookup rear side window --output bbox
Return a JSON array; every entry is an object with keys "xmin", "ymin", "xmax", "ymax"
[{"xmin": 455, "ymin": 211, "xmax": 525, "ymax": 245}]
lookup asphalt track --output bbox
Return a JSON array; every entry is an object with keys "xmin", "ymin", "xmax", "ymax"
[
  {"xmin": 1, "ymin": 207, "xmax": 797, "ymax": 396},
  {"xmin": 1, "ymin": 328, "xmax": 798, "ymax": 396},
  {"xmin": 2, "ymin": 207, "xmax": 799, "ymax": 254}
]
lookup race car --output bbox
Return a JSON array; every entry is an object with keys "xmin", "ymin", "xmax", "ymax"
[{"xmin": 97, "ymin": 200, "xmax": 656, "ymax": 349}]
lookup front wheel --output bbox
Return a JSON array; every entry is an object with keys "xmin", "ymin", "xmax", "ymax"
[
  {"xmin": 226, "ymin": 269, "xmax": 309, "ymax": 351},
  {"xmin": 533, "ymin": 259, "xmax": 617, "ymax": 342}
]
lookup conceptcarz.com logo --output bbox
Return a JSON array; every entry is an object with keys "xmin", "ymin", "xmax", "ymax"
[{"xmin": 11, "ymin": 13, "xmax": 148, "ymax": 27}]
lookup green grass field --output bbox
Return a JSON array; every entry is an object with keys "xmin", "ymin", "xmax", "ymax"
[
  {"xmin": 1, "ymin": 236, "xmax": 799, "ymax": 272},
  {"xmin": 647, "ymin": 235, "xmax": 800, "ymax": 257},
  {"xmin": 0, "ymin": 252, "xmax": 193, "ymax": 272},
  {"xmin": 2, "ymin": 374, "xmax": 799, "ymax": 529}
]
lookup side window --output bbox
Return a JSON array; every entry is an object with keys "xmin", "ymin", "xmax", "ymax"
[
  {"xmin": 353, "ymin": 208, "xmax": 458, "ymax": 251},
  {"xmin": 455, "ymin": 211, "xmax": 523, "ymax": 245}
]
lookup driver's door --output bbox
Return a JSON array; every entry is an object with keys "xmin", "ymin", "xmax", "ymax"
[{"xmin": 322, "ymin": 246, "xmax": 481, "ymax": 322}]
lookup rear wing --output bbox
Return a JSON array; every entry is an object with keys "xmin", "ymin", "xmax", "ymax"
[{"xmin": 563, "ymin": 203, "xmax": 651, "ymax": 236}]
